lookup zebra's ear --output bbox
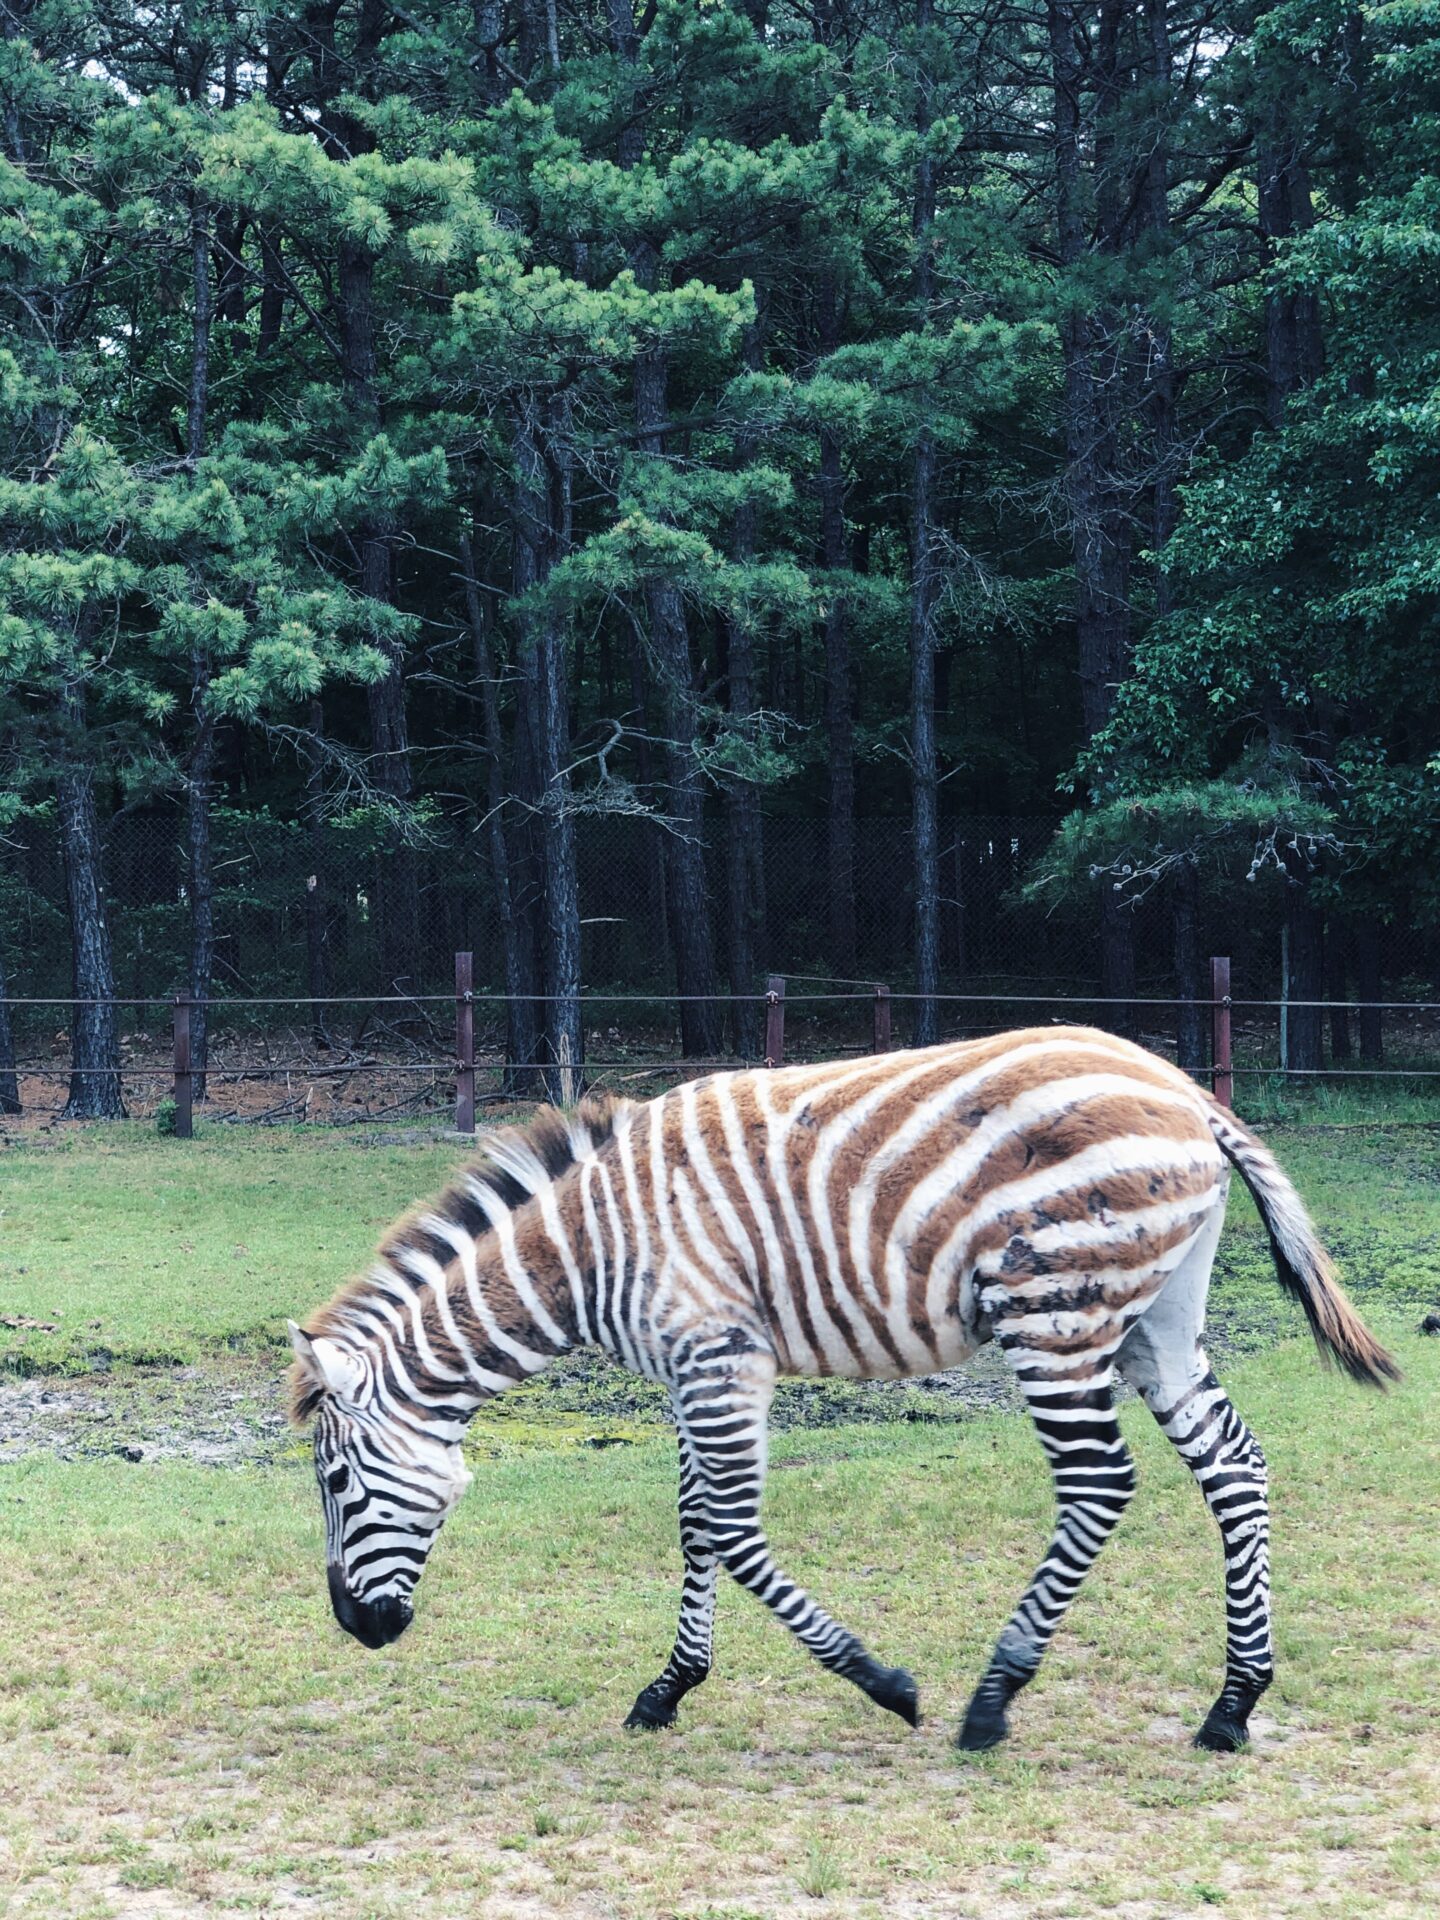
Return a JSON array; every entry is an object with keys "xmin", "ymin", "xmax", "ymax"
[{"xmin": 288, "ymin": 1321, "xmax": 364, "ymax": 1401}]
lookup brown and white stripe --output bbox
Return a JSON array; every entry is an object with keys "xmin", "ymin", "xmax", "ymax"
[{"xmin": 289, "ymin": 1024, "xmax": 1397, "ymax": 1750}]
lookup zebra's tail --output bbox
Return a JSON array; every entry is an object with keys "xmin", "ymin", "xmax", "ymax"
[{"xmin": 1205, "ymin": 1101, "xmax": 1401, "ymax": 1389}]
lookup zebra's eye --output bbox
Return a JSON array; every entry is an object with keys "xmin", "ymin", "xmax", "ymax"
[{"xmin": 326, "ymin": 1463, "xmax": 350, "ymax": 1495}]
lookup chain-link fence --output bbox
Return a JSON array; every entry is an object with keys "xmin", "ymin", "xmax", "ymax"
[{"xmin": 2, "ymin": 812, "xmax": 1110, "ymax": 1007}]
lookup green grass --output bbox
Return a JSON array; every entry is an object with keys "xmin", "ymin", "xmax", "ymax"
[
  {"xmin": 0, "ymin": 1126, "xmax": 466, "ymax": 1372},
  {"xmin": 1233, "ymin": 1077, "xmax": 1440, "ymax": 1129},
  {"xmin": 1, "ymin": 1339, "xmax": 1437, "ymax": 1918},
  {"xmin": 2, "ymin": 1115, "xmax": 1438, "ymax": 1915}
]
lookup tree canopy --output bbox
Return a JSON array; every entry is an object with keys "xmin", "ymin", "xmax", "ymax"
[{"xmin": 1, "ymin": 0, "xmax": 1436, "ymax": 1108}]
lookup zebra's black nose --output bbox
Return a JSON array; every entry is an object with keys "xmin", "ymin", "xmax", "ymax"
[{"xmin": 328, "ymin": 1565, "xmax": 413, "ymax": 1649}]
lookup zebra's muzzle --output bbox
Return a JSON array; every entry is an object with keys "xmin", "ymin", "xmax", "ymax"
[{"xmin": 328, "ymin": 1565, "xmax": 413, "ymax": 1649}]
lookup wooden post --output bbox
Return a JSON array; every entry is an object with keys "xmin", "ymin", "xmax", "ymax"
[
  {"xmin": 455, "ymin": 950, "xmax": 475, "ymax": 1134},
  {"xmin": 172, "ymin": 993, "xmax": 192, "ymax": 1139},
  {"xmin": 872, "ymin": 982, "xmax": 891, "ymax": 1053},
  {"xmin": 1211, "ymin": 955, "xmax": 1233, "ymax": 1112},
  {"xmin": 764, "ymin": 975, "xmax": 785, "ymax": 1068}
]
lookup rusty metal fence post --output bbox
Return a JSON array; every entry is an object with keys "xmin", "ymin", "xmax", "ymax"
[
  {"xmin": 455, "ymin": 951, "xmax": 475, "ymax": 1134},
  {"xmin": 765, "ymin": 975, "xmax": 785, "ymax": 1067},
  {"xmin": 172, "ymin": 993, "xmax": 193, "ymax": 1139},
  {"xmin": 872, "ymin": 983, "xmax": 891, "ymax": 1053},
  {"xmin": 1211, "ymin": 955, "xmax": 1233, "ymax": 1111}
]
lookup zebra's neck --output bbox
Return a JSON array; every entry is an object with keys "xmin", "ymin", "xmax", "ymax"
[
  {"xmin": 322, "ymin": 1103, "xmax": 629, "ymax": 1435},
  {"xmin": 366, "ymin": 1169, "xmax": 594, "ymax": 1430}
]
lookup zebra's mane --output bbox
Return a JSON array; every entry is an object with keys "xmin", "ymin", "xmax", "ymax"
[{"xmin": 288, "ymin": 1094, "xmax": 631, "ymax": 1422}]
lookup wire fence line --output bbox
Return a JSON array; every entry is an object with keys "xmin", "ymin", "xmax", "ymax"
[
  {"xmin": 6, "ymin": 963, "xmax": 1440, "ymax": 1138},
  {"xmin": 4, "ymin": 811, "xmax": 1439, "ymax": 1132}
]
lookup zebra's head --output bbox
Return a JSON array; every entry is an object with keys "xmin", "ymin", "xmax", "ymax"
[{"xmin": 288, "ymin": 1321, "xmax": 474, "ymax": 1649}]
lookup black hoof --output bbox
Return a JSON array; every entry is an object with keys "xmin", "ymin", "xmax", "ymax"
[
  {"xmin": 1194, "ymin": 1716, "xmax": 1249, "ymax": 1753},
  {"xmin": 956, "ymin": 1710, "xmax": 1008, "ymax": 1753},
  {"xmin": 624, "ymin": 1664, "xmax": 707, "ymax": 1732},
  {"xmin": 1195, "ymin": 1672, "xmax": 1269, "ymax": 1752},
  {"xmin": 843, "ymin": 1654, "xmax": 920, "ymax": 1726},
  {"xmin": 956, "ymin": 1650, "xmax": 1032, "ymax": 1753},
  {"xmin": 870, "ymin": 1664, "xmax": 921, "ymax": 1727},
  {"xmin": 624, "ymin": 1685, "xmax": 680, "ymax": 1731}
]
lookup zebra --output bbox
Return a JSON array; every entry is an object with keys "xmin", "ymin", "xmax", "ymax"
[{"xmin": 288, "ymin": 1025, "xmax": 1397, "ymax": 1752}]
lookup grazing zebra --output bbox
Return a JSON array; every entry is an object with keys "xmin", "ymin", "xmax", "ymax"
[{"xmin": 288, "ymin": 1026, "xmax": 1397, "ymax": 1752}]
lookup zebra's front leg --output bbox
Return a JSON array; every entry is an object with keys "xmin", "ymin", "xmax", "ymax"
[
  {"xmin": 625, "ymin": 1424, "xmax": 717, "ymax": 1730},
  {"xmin": 676, "ymin": 1343, "xmax": 919, "ymax": 1728},
  {"xmin": 958, "ymin": 1357, "xmax": 1136, "ymax": 1752}
]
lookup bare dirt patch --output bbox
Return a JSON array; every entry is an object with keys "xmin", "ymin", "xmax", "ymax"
[{"xmin": 0, "ymin": 1359, "xmax": 290, "ymax": 1468}]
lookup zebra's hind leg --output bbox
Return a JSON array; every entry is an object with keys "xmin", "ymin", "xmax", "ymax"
[
  {"xmin": 1119, "ymin": 1203, "xmax": 1273, "ymax": 1752},
  {"xmin": 1151, "ymin": 1367, "xmax": 1272, "ymax": 1752},
  {"xmin": 957, "ymin": 1354, "xmax": 1136, "ymax": 1753},
  {"xmin": 676, "ymin": 1339, "xmax": 919, "ymax": 1728},
  {"xmin": 625, "ymin": 1421, "xmax": 717, "ymax": 1730}
]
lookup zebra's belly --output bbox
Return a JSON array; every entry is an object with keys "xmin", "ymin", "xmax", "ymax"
[{"xmin": 763, "ymin": 1244, "xmax": 990, "ymax": 1382}]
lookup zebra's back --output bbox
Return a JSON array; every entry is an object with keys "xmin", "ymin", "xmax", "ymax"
[{"xmin": 629, "ymin": 1025, "xmax": 1227, "ymax": 1382}]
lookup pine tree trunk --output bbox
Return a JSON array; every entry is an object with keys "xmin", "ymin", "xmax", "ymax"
[
  {"xmin": 507, "ymin": 702, "xmax": 547, "ymax": 1096},
  {"xmin": 0, "ymin": 935, "xmax": 20, "ymax": 1116},
  {"xmin": 258, "ymin": 28, "xmax": 287, "ymax": 357},
  {"xmin": 1327, "ymin": 919, "xmax": 1352, "ymax": 1062},
  {"xmin": 1354, "ymin": 918, "xmax": 1383, "ymax": 1063},
  {"xmin": 303, "ymin": 699, "xmax": 332, "ymax": 1051},
  {"xmin": 609, "ymin": 0, "xmax": 719, "ymax": 1058},
  {"xmin": 725, "ymin": 324, "xmax": 766, "ymax": 1058},
  {"xmin": 186, "ymin": 193, "xmax": 211, "ymax": 465},
  {"xmin": 512, "ymin": 401, "xmax": 583, "ymax": 1096},
  {"xmin": 258, "ymin": 231, "xmax": 285, "ymax": 356},
  {"xmin": 460, "ymin": 530, "xmax": 533, "ymax": 1095},
  {"xmin": 910, "ymin": 0, "xmax": 940, "ymax": 1047},
  {"xmin": 1284, "ymin": 878, "xmax": 1325, "ymax": 1074},
  {"xmin": 1, "ymin": 0, "xmax": 27, "ymax": 166},
  {"xmin": 538, "ymin": 652, "xmax": 583, "ymax": 1104},
  {"xmin": 635, "ymin": 350, "xmax": 721, "ymax": 1058},
  {"xmin": 629, "ymin": 621, "xmax": 673, "ymax": 994},
  {"xmin": 1172, "ymin": 857, "xmax": 1206, "ymax": 1073},
  {"xmin": 536, "ymin": 401, "xmax": 584, "ymax": 1101},
  {"xmin": 337, "ymin": 234, "xmax": 420, "ymax": 991},
  {"xmin": 185, "ymin": 200, "xmax": 215, "ymax": 1099},
  {"xmin": 1050, "ymin": 0, "xmax": 1137, "ymax": 1035},
  {"xmin": 1144, "ymin": 0, "xmax": 1178, "ymax": 622},
  {"xmin": 910, "ymin": 423, "xmax": 940, "ymax": 1047},
  {"xmin": 1258, "ymin": 89, "xmax": 1324, "ymax": 424},
  {"xmin": 724, "ymin": 587, "xmax": 765, "ymax": 1057},
  {"xmin": 56, "ymin": 684, "xmax": 125, "ymax": 1120},
  {"xmin": 472, "ymin": 0, "xmax": 507, "ymax": 100},
  {"xmin": 818, "ymin": 273, "xmax": 856, "ymax": 976},
  {"xmin": 186, "ymin": 668, "xmax": 217, "ymax": 1101},
  {"xmin": 724, "ymin": 781, "xmax": 764, "ymax": 1057}
]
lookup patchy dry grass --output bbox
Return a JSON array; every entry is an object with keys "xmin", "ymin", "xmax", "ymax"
[{"xmin": 1, "ymin": 1337, "xmax": 1436, "ymax": 1920}]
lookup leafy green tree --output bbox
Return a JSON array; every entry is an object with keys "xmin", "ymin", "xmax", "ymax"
[{"xmin": 1076, "ymin": 0, "xmax": 1440, "ymax": 1067}]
